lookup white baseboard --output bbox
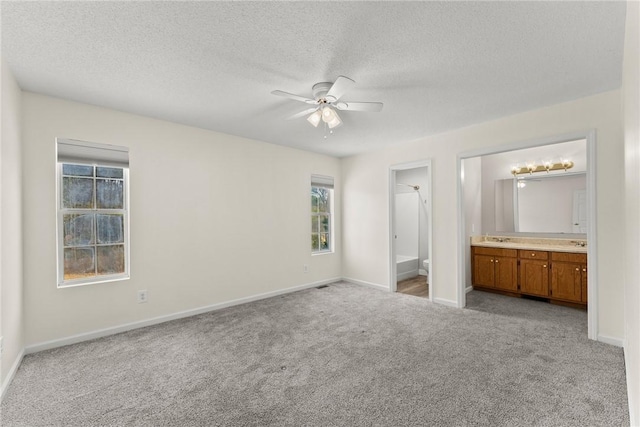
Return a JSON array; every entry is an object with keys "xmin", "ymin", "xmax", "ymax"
[
  {"xmin": 465, "ymin": 286, "xmax": 473, "ymax": 294},
  {"xmin": 433, "ymin": 297, "xmax": 459, "ymax": 308},
  {"xmin": 597, "ymin": 334, "xmax": 624, "ymax": 348},
  {"xmin": 25, "ymin": 277, "xmax": 341, "ymax": 355},
  {"xmin": 342, "ymin": 277, "xmax": 389, "ymax": 292},
  {"xmin": 623, "ymin": 341, "xmax": 638, "ymax": 426},
  {"xmin": 1, "ymin": 348, "xmax": 24, "ymax": 402},
  {"xmin": 418, "ymin": 269, "xmax": 428, "ymax": 276}
]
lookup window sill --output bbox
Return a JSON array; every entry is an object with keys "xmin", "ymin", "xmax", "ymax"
[
  {"xmin": 312, "ymin": 250, "xmax": 334, "ymax": 256},
  {"xmin": 58, "ymin": 274, "xmax": 130, "ymax": 289}
]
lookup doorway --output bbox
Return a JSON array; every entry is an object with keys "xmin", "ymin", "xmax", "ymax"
[
  {"xmin": 389, "ymin": 160, "xmax": 433, "ymax": 300},
  {"xmin": 457, "ymin": 131, "xmax": 597, "ymax": 340}
]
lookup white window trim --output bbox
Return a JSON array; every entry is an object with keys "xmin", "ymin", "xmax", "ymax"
[{"xmin": 56, "ymin": 163, "xmax": 131, "ymax": 288}]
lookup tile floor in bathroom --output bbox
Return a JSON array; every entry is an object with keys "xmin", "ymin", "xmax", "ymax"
[{"xmin": 397, "ymin": 275, "xmax": 429, "ymax": 298}]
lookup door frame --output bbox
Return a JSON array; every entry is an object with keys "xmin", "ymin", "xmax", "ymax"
[
  {"xmin": 389, "ymin": 159, "xmax": 433, "ymax": 301},
  {"xmin": 456, "ymin": 130, "xmax": 598, "ymax": 341}
]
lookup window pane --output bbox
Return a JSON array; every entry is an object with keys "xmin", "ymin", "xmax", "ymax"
[
  {"xmin": 96, "ymin": 179, "xmax": 124, "ymax": 209},
  {"xmin": 320, "ymin": 233, "xmax": 330, "ymax": 250},
  {"xmin": 97, "ymin": 245, "xmax": 125, "ymax": 275},
  {"xmin": 320, "ymin": 215, "xmax": 329, "ymax": 232},
  {"xmin": 311, "ymin": 216, "xmax": 319, "ymax": 232},
  {"xmin": 312, "ymin": 187, "xmax": 329, "ymax": 213},
  {"xmin": 96, "ymin": 167, "xmax": 124, "ymax": 179},
  {"xmin": 63, "ymin": 177, "xmax": 94, "ymax": 208},
  {"xmin": 63, "ymin": 214, "xmax": 94, "ymax": 246},
  {"xmin": 318, "ymin": 193, "xmax": 329, "ymax": 213},
  {"xmin": 97, "ymin": 214, "xmax": 124, "ymax": 244},
  {"xmin": 64, "ymin": 247, "xmax": 95, "ymax": 280},
  {"xmin": 311, "ymin": 233, "xmax": 319, "ymax": 251},
  {"xmin": 63, "ymin": 164, "xmax": 93, "ymax": 177}
]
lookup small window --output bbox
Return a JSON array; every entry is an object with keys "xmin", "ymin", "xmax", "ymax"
[
  {"xmin": 311, "ymin": 175, "xmax": 334, "ymax": 253},
  {"xmin": 56, "ymin": 139, "xmax": 129, "ymax": 287}
]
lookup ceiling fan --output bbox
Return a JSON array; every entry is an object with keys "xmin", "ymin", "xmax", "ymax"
[{"xmin": 271, "ymin": 76, "xmax": 383, "ymax": 130}]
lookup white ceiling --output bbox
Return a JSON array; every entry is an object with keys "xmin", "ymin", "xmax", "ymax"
[{"xmin": 1, "ymin": 1, "xmax": 626, "ymax": 158}]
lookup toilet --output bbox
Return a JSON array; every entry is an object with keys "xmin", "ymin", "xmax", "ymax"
[{"xmin": 422, "ymin": 259, "xmax": 430, "ymax": 283}]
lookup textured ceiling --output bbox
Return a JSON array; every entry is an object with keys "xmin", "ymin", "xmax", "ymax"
[{"xmin": 1, "ymin": 1, "xmax": 626, "ymax": 158}]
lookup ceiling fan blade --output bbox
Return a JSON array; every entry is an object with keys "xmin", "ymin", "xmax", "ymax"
[
  {"xmin": 334, "ymin": 101, "xmax": 383, "ymax": 112},
  {"xmin": 325, "ymin": 76, "xmax": 355, "ymax": 102},
  {"xmin": 286, "ymin": 107, "xmax": 318, "ymax": 120},
  {"xmin": 271, "ymin": 90, "xmax": 317, "ymax": 104}
]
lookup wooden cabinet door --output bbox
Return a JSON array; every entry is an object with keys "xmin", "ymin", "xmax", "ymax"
[
  {"xmin": 581, "ymin": 265, "xmax": 588, "ymax": 303},
  {"xmin": 474, "ymin": 255, "xmax": 495, "ymax": 288},
  {"xmin": 550, "ymin": 262, "xmax": 582, "ymax": 302},
  {"xmin": 494, "ymin": 256, "xmax": 517, "ymax": 292},
  {"xmin": 519, "ymin": 259, "xmax": 549, "ymax": 296}
]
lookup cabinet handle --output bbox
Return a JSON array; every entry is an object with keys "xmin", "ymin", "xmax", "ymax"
[
  {"xmin": 575, "ymin": 267, "xmax": 580, "ymax": 271},
  {"xmin": 531, "ymin": 253, "xmax": 535, "ymax": 256},
  {"xmin": 582, "ymin": 268, "xmax": 586, "ymax": 272},
  {"xmin": 543, "ymin": 264, "xmax": 547, "ymax": 268},
  {"xmin": 495, "ymin": 259, "xmax": 499, "ymax": 263},
  {"xmin": 491, "ymin": 259, "xmax": 494, "ymax": 263}
]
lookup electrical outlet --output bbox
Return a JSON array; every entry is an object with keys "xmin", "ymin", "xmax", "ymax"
[
  {"xmin": 303, "ymin": 264, "xmax": 309, "ymax": 273},
  {"xmin": 137, "ymin": 290, "xmax": 148, "ymax": 304}
]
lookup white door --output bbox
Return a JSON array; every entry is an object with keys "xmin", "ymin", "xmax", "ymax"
[{"xmin": 572, "ymin": 189, "xmax": 587, "ymax": 233}]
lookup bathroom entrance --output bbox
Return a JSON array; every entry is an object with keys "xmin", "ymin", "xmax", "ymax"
[
  {"xmin": 457, "ymin": 133, "xmax": 598, "ymax": 341},
  {"xmin": 389, "ymin": 160, "xmax": 432, "ymax": 300}
]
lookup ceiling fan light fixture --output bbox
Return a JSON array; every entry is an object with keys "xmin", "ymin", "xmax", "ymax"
[
  {"xmin": 326, "ymin": 109, "xmax": 342, "ymax": 129},
  {"xmin": 307, "ymin": 109, "xmax": 322, "ymax": 127},
  {"xmin": 321, "ymin": 106, "xmax": 336, "ymax": 123}
]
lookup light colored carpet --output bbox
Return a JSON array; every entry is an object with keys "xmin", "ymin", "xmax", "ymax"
[{"xmin": 1, "ymin": 283, "xmax": 629, "ymax": 426}]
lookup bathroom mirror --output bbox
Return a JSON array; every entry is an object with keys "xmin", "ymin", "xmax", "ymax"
[{"xmin": 495, "ymin": 172, "xmax": 587, "ymax": 234}]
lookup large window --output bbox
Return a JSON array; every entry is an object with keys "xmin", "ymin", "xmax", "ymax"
[
  {"xmin": 57, "ymin": 139, "xmax": 129, "ymax": 287},
  {"xmin": 311, "ymin": 175, "xmax": 334, "ymax": 253}
]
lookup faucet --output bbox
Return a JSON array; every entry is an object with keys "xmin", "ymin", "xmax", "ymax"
[
  {"xmin": 571, "ymin": 241, "xmax": 587, "ymax": 247},
  {"xmin": 494, "ymin": 237, "xmax": 510, "ymax": 243}
]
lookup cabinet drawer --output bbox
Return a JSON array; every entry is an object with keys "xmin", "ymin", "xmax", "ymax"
[
  {"xmin": 551, "ymin": 252, "xmax": 587, "ymax": 263},
  {"xmin": 518, "ymin": 250, "xmax": 548, "ymax": 260},
  {"xmin": 472, "ymin": 246, "xmax": 517, "ymax": 257}
]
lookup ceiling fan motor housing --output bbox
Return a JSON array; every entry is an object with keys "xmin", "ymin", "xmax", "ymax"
[{"xmin": 312, "ymin": 82, "xmax": 333, "ymax": 101}]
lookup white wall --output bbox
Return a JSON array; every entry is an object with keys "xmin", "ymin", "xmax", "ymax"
[
  {"xmin": 21, "ymin": 92, "xmax": 342, "ymax": 347},
  {"xmin": 623, "ymin": 1, "xmax": 640, "ymax": 424},
  {"xmin": 342, "ymin": 90, "xmax": 624, "ymax": 339},
  {"xmin": 0, "ymin": 58, "xmax": 24, "ymax": 392}
]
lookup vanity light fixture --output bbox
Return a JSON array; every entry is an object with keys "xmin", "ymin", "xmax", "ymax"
[{"xmin": 510, "ymin": 160, "xmax": 574, "ymax": 176}]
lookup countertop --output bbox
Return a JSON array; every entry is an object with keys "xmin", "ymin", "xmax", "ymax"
[{"xmin": 470, "ymin": 236, "xmax": 587, "ymax": 253}]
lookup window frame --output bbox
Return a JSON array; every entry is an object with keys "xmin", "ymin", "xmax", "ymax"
[
  {"xmin": 56, "ymin": 162, "xmax": 130, "ymax": 288},
  {"xmin": 311, "ymin": 184, "xmax": 334, "ymax": 255}
]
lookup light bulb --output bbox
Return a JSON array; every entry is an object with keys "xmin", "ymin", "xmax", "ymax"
[{"xmin": 321, "ymin": 107, "xmax": 336, "ymax": 123}]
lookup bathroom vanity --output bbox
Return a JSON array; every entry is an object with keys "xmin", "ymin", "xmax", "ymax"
[{"xmin": 471, "ymin": 236, "xmax": 587, "ymax": 308}]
